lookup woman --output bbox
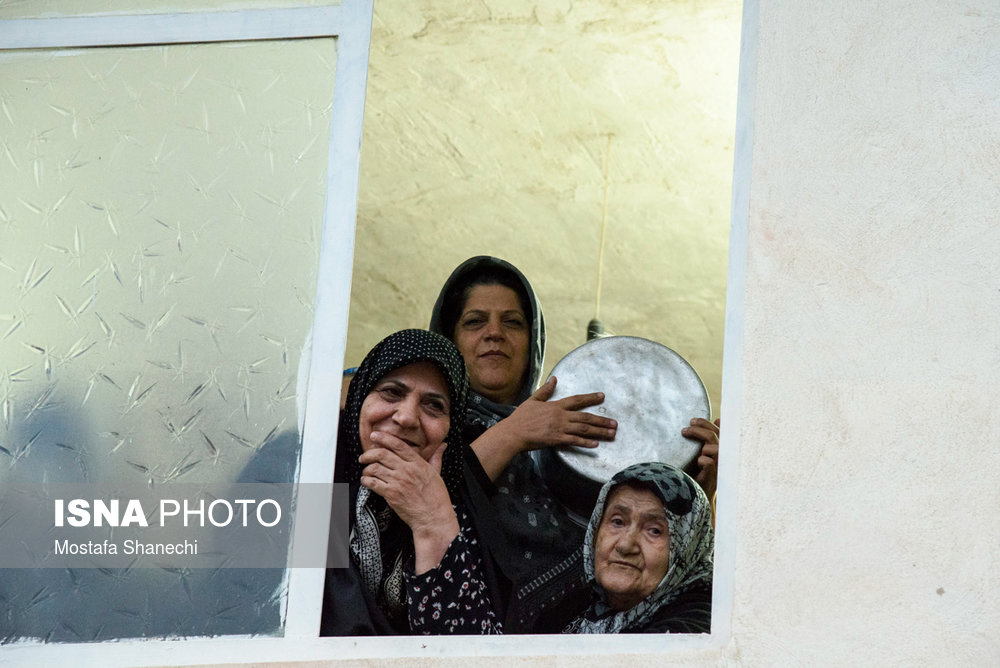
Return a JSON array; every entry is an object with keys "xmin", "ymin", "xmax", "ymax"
[
  {"xmin": 429, "ymin": 257, "xmax": 719, "ymax": 579},
  {"xmin": 320, "ymin": 329, "xmax": 501, "ymax": 635},
  {"xmin": 429, "ymin": 256, "xmax": 618, "ymax": 583},
  {"xmin": 563, "ymin": 462, "xmax": 713, "ymax": 634}
]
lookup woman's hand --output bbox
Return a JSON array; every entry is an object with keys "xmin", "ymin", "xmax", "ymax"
[
  {"xmin": 682, "ymin": 417, "xmax": 720, "ymax": 500},
  {"xmin": 471, "ymin": 376, "xmax": 617, "ymax": 480},
  {"xmin": 506, "ymin": 376, "xmax": 618, "ymax": 450},
  {"xmin": 359, "ymin": 431, "xmax": 460, "ymax": 573}
]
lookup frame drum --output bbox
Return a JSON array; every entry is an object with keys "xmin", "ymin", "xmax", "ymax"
[{"xmin": 533, "ymin": 336, "xmax": 710, "ymax": 525}]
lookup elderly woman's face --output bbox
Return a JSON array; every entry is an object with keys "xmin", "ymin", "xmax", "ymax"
[
  {"xmin": 359, "ymin": 361, "xmax": 451, "ymax": 462},
  {"xmin": 452, "ymin": 284, "xmax": 529, "ymax": 405},
  {"xmin": 593, "ymin": 484, "xmax": 671, "ymax": 611}
]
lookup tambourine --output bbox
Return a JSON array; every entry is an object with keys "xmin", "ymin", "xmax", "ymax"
[{"xmin": 533, "ymin": 336, "xmax": 711, "ymax": 524}]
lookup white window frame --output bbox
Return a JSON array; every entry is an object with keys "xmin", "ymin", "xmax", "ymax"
[{"xmin": 0, "ymin": 0, "xmax": 752, "ymax": 661}]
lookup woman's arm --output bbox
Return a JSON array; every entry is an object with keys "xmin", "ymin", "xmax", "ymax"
[
  {"xmin": 405, "ymin": 506, "xmax": 502, "ymax": 635},
  {"xmin": 359, "ymin": 437, "xmax": 501, "ymax": 633},
  {"xmin": 470, "ymin": 377, "xmax": 617, "ymax": 481}
]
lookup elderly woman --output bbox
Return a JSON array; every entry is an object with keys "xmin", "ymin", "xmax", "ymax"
[
  {"xmin": 429, "ymin": 256, "xmax": 720, "ymax": 585},
  {"xmin": 563, "ymin": 462, "xmax": 714, "ymax": 634},
  {"xmin": 320, "ymin": 329, "xmax": 501, "ymax": 635}
]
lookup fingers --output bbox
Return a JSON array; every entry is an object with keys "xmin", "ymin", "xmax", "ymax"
[
  {"xmin": 363, "ymin": 431, "xmax": 421, "ymax": 461},
  {"xmin": 360, "ymin": 460, "xmax": 392, "ymax": 483},
  {"xmin": 556, "ymin": 390, "xmax": 606, "ymax": 411},
  {"xmin": 358, "ymin": 443, "xmax": 410, "ymax": 471},
  {"xmin": 360, "ymin": 471, "xmax": 411, "ymax": 510},
  {"xmin": 559, "ymin": 435, "xmax": 601, "ymax": 449},
  {"xmin": 570, "ymin": 409, "xmax": 617, "ymax": 429},
  {"xmin": 550, "ymin": 387, "xmax": 616, "ymax": 433},
  {"xmin": 359, "ymin": 446, "xmax": 453, "ymax": 528},
  {"xmin": 689, "ymin": 417, "xmax": 719, "ymax": 433},
  {"xmin": 428, "ymin": 441, "xmax": 447, "ymax": 475},
  {"xmin": 359, "ymin": 432, "xmax": 444, "ymax": 473},
  {"xmin": 360, "ymin": 462, "xmax": 395, "ymax": 497},
  {"xmin": 549, "ymin": 417, "xmax": 616, "ymax": 448},
  {"xmin": 565, "ymin": 413, "xmax": 616, "ymax": 440},
  {"xmin": 682, "ymin": 417, "xmax": 719, "ymax": 444},
  {"xmin": 697, "ymin": 452, "xmax": 717, "ymax": 470},
  {"xmin": 359, "ymin": 474, "xmax": 383, "ymax": 492},
  {"xmin": 691, "ymin": 415, "xmax": 719, "ymax": 477},
  {"xmin": 359, "ymin": 452, "xmax": 419, "ymax": 497},
  {"xmin": 531, "ymin": 376, "xmax": 557, "ymax": 402}
]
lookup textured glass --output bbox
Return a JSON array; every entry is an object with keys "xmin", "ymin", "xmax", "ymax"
[{"xmin": 0, "ymin": 37, "xmax": 336, "ymax": 641}]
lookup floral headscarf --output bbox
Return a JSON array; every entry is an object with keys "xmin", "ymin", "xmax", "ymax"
[{"xmin": 566, "ymin": 462, "xmax": 714, "ymax": 634}]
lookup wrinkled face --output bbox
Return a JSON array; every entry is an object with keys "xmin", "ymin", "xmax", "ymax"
[
  {"xmin": 593, "ymin": 484, "xmax": 672, "ymax": 611},
  {"xmin": 452, "ymin": 284, "xmax": 530, "ymax": 405},
  {"xmin": 359, "ymin": 361, "xmax": 451, "ymax": 462}
]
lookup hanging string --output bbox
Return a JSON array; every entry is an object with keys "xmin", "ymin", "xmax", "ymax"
[{"xmin": 588, "ymin": 133, "xmax": 612, "ymax": 340}]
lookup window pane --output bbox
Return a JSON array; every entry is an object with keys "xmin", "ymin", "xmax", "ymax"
[{"xmin": 0, "ymin": 36, "xmax": 336, "ymax": 641}]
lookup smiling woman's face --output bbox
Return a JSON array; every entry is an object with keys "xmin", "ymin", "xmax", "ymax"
[
  {"xmin": 593, "ymin": 484, "xmax": 672, "ymax": 611},
  {"xmin": 452, "ymin": 283, "xmax": 530, "ymax": 405},
  {"xmin": 358, "ymin": 361, "xmax": 451, "ymax": 462}
]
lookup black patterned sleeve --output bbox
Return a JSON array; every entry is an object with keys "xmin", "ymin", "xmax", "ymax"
[{"xmin": 405, "ymin": 507, "xmax": 502, "ymax": 635}]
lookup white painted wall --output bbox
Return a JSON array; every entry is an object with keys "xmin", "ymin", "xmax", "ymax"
[{"xmin": 728, "ymin": 0, "xmax": 1000, "ymax": 664}]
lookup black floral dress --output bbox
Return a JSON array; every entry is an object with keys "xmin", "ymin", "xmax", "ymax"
[{"xmin": 405, "ymin": 505, "xmax": 501, "ymax": 634}]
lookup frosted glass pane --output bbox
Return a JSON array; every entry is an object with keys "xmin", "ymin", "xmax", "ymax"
[{"xmin": 0, "ymin": 37, "xmax": 336, "ymax": 641}]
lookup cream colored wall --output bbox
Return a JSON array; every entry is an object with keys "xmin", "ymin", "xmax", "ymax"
[
  {"xmin": 729, "ymin": 0, "xmax": 1000, "ymax": 663},
  {"xmin": 346, "ymin": 0, "xmax": 740, "ymax": 414}
]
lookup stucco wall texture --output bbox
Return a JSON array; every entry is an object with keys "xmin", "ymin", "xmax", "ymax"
[
  {"xmin": 346, "ymin": 0, "xmax": 740, "ymax": 415},
  {"xmin": 730, "ymin": 0, "xmax": 1000, "ymax": 664}
]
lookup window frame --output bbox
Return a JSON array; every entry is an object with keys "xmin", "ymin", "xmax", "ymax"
[{"xmin": 0, "ymin": 0, "xmax": 752, "ymax": 661}]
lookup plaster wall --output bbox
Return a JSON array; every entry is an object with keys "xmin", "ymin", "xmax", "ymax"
[
  {"xmin": 347, "ymin": 0, "xmax": 739, "ymax": 414},
  {"xmin": 729, "ymin": 0, "xmax": 1000, "ymax": 663}
]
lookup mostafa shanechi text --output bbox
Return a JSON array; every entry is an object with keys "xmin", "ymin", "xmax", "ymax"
[{"xmin": 54, "ymin": 538, "xmax": 199, "ymax": 556}]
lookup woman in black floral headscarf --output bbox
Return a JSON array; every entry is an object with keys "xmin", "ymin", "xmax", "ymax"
[{"xmin": 320, "ymin": 329, "xmax": 501, "ymax": 635}]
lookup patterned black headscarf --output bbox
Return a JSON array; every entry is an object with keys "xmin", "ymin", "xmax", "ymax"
[
  {"xmin": 337, "ymin": 328, "xmax": 468, "ymax": 493},
  {"xmin": 566, "ymin": 462, "xmax": 714, "ymax": 634}
]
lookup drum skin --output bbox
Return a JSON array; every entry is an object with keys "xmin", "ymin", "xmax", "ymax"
[{"xmin": 533, "ymin": 336, "xmax": 710, "ymax": 524}]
